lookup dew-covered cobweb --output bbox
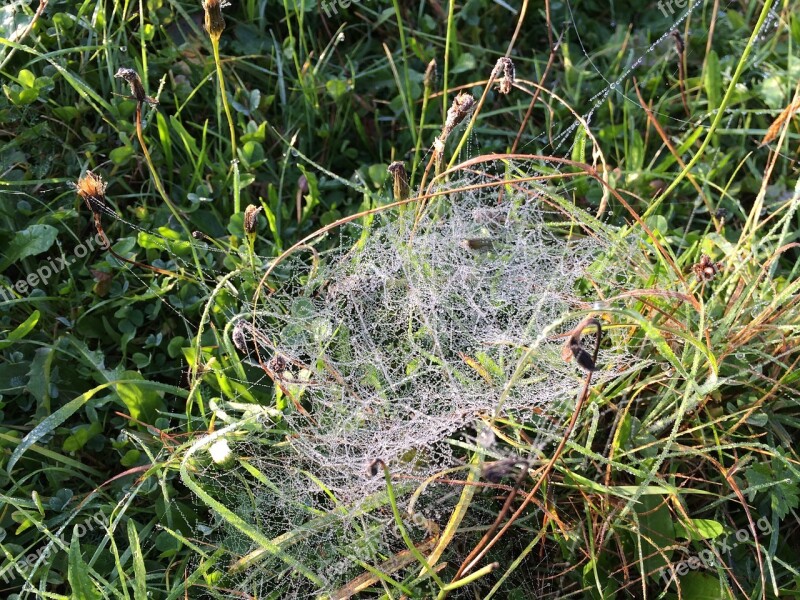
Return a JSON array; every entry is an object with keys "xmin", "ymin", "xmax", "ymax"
[{"xmin": 6, "ymin": 0, "xmax": 771, "ymax": 596}]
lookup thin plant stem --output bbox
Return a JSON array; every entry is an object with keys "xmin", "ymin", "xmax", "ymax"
[
  {"xmin": 210, "ymin": 35, "xmax": 240, "ymax": 214},
  {"xmin": 411, "ymin": 85, "xmax": 431, "ymax": 185}
]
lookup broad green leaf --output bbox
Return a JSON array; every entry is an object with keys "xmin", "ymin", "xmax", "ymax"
[
  {"xmin": 116, "ymin": 371, "xmax": 166, "ymax": 424},
  {"xmin": 0, "ymin": 224, "xmax": 58, "ymax": 272},
  {"xmin": 109, "ymin": 145, "xmax": 134, "ymax": 165},
  {"xmin": 678, "ymin": 572, "xmax": 732, "ymax": 599},
  {"xmin": 18, "ymin": 68, "xmax": 35, "ymax": 88},
  {"xmin": 675, "ymin": 519, "xmax": 724, "ymax": 541},
  {"xmin": 26, "ymin": 347, "xmax": 53, "ymax": 404}
]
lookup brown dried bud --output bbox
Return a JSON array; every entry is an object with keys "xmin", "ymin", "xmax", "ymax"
[
  {"xmin": 232, "ymin": 321, "xmax": 249, "ymax": 353},
  {"xmin": 693, "ymin": 254, "xmax": 722, "ymax": 282},
  {"xmin": 459, "ymin": 238, "xmax": 494, "ymax": 251},
  {"xmin": 202, "ymin": 0, "xmax": 228, "ymax": 39},
  {"xmin": 367, "ymin": 458, "xmax": 385, "ymax": 477},
  {"xmin": 482, "ymin": 458, "xmax": 524, "ymax": 483},
  {"xmin": 75, "ymin": 171, "xmax": 107, "ymax": 216},
  {"xmin": 424, "ymin": 59, "xmax": 437, "ymax": 91},
  {"xmin": 267, "ymin": 354, "xmax": 287, "ymax": 374},
  {"xmin": 114, "ymin": 68, "xmax": 153, "ymax": 104},
  {"xmin": 297, "ymin": 174, "xmax": 309, "ymax": 195},
  {"xmin": 493, "ymin": 57, "xmax": 515, "ymax": 95},
  {"xmin": 561, "ymin": 317, "xmax": 602, "ymax": 372},
  {"xmin": 244, "ymin": 204, "xmax": 263, "ymax": 235},
  {"xmin": 387, "ymin": 161, "xmax": 409, "ymax": 202},
  {"xmin": 442, "ymin": 91, "xmax": 475, "ymax": 138}
]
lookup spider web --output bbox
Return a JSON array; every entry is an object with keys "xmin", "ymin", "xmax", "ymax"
[{"xmin": 5, "ymin": 0, "xmax": 774, "ymax": 596}]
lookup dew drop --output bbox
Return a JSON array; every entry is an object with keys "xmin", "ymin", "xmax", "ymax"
[{"xmin": 120, "ymin": 46, "xmax": 127, "ymax": 52}]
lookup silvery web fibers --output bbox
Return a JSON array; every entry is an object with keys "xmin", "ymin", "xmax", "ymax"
[{"xmin": 195, "ymin": 165, "xmax": 634, "ymax": 597}]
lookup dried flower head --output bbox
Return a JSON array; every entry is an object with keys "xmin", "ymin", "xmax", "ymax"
[
  {"xmin": 387, "ymin": 161, "xmax": 409, "ymax": 202},
  {"xmin": 232, "ymin": 321, "xmax": 249, "ymax": 354},
  {"xmin": 75, "ymin": 170, "xmax": 107, "ymax": 216},
  {"xmin": 459, "ymin": 238, "xmax": 494, "ymax": 251},
  {"xmin": 367, "ymin": 458, "xmax": 386, "ymax": 478},
  {"xmin": 114, "ymin": 67, "xmax": 148, "ymax": 103},
  {"xmin": 693, "ymin": 254, "xmax": 722, "ymax": 282},
  {"xmin": 482, "ymin": 457, "xmax": 525, "ymax": 483},
  {"xmin": 268, "ymin": 354, "xmax": 287, "ymax": 373},
  {"xmin": 492, "ymin": 57, "xmax": 515, "ymax": 95},
  {"xmin": 202, "ymin": 0, "xmax": 229, "ymax": 38},
  {"xmin": 244, "ymin": 204, "xmax": 263, "ymax": 235},
  {"xmin": 561, "ymin": 316, "xmax": 602, "ymax": 372},
  {"xmin": 424, "ymin": 59, "xmax": 437, "ymax": 91},
  {"xmin": 442, "ymin": 91, "xmax": 475, "ymax": 138}
]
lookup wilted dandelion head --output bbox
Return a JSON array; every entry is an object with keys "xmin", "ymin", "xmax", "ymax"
[
  {"xmin": 202, "ymin": 0, "xmax": 229, "ymax": 38},
  {"xmin": 493, "ymin": 57, "xmax": 515, "ymax": 95},
  {"xmin": 387, "ymin": 161, "xmax": 409, "ymax": 201},
  {"xmin": 75, "ymin": 170, "xmax": 107, "ymax": 214},
  {"xmin": 114, "ymin": 67, "xmax": 147, "ymax": 103},
  {"xmin": 424, "ymin": 59, "xmax": 437, "ymax": 91},
  {"xmin": 442, "ymin": 91, "xmax": 475, "ymax": 138},
  {"xmin": 244, "ymin": 204, "xmax": 263, "ymax": 235}
]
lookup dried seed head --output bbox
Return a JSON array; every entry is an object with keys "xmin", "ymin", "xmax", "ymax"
[
  {"xmin": 459, "ymin": 238, "xmax": 494, "ymax": 251},
  {"xmin": 244, "ymin": 204, "xmax": 263, "ymax": 235},
  {"xmin": 367, "ymin": 458, "xmax": 385, "ymax": 477},
  {"xmin": 561, "ymin": 317, "xmax": 602, "ymax": 372},
  {"xmin": 387, "ymin": 161, "xmax": 409, "ymax": 202},
  {"xmin": 114, "ymin": 67, "xmax": 148, "ymax": 103},
  {"xmin": 671, "ymin": 29, "xmax": 684, "ymax": 54},
  {"xmin": 424, "ymin": 59, "xmax": 437, "ymax": 91},
  {"xmin": 482, "ymin": 458, "xmax": 524, "ymax": 483},
  {"xmin": 564, "ymin": 336, "xmax": 597, "ymax": 371},
  {"xmin": 232, "ymin": 321, "xmax": 249, "ymax": 353},
  {"xmin": 492, "ymin": 57, "xmax": 515, "ymax": 95},
  {"xmin": 75, "ymin": 170, "xmax": 107, "ymax": 215},
  {"xmin": 693, "ymin": 254, "xmax": 722, "ymax": 282},
  {"xmin": 202, "ymin": 0, "xmax": 229, "ymax": 38},
  {"xmin": 267, "ymin": 354, "xmax": 287, "ymax": 374},
  {"xmin": 442, "ymin": 91, "xmax": 475, "ymax": 138}
]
